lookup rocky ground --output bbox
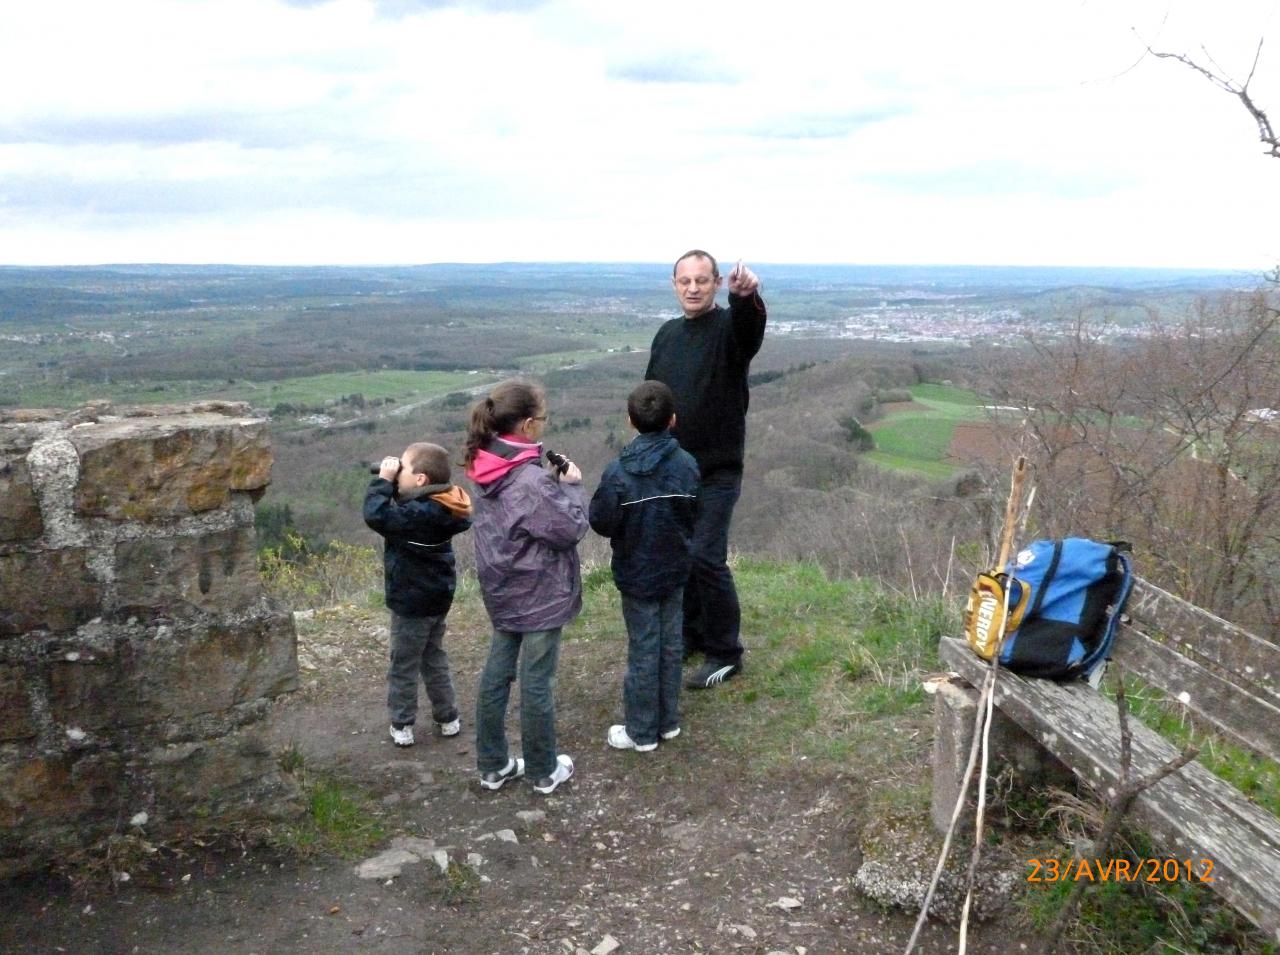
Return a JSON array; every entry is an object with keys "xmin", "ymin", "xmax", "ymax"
[{"xmin": 1, "ymin": 599, "xmax": 1040, "ymax": 955}]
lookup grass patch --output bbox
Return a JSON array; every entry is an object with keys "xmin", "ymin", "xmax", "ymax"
[
  {"xmin": 432, "ymin": 860, "xmax": 483, "ymax": 907},
  {"xmin": 6, "ymin": 368, "xmax": 488, "ymax": 412},
  {"xmin": 243, "ymin": 369, "xmax": 484, "ymax": 408},
  {"xmin": 861, "ymin": 383, "xmax": 988, "ymax": 478},
  {"xmin": 910, "ymin": 382, "xmax": 984, "ymax": 406},
  {"xmin": 274, "ymin": 774, "xmax": 388, "ymax": 859},
  {"xmin": 671, "ymin": 558, "xmax": 952, "ymax": 774},
  {"xmin": 1106, "ymin": 680, "xmax": 1280, "ymax": 818}
]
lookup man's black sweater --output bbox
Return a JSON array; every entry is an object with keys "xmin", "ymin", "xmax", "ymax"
[{"xmin": 644, "ymin": 291, "xmax": 767, "ymax": 477}]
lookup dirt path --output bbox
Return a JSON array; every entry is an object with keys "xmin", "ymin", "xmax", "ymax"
[{"xmin": 2, "ymin": 603, "xmax": 1036, "ymax": 955}]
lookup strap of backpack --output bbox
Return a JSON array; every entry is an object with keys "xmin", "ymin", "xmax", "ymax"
[{"xmin": 1026, "ymin": 540, "xmax": 1063, "ymax": 619}]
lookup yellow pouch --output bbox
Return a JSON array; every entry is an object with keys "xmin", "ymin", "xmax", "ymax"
[{"xmin": 964, "ymin": 571, "xmax": 1030, "ymax": 660}]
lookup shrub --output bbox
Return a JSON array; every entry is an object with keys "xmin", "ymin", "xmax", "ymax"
[{"xmin": 838, "ymin": 415, "xmax": 876, "ymax": 452}]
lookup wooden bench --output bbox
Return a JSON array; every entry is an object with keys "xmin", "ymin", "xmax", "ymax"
[{"xmin": 932, "ymin": 576, "xmax": 1280, "ymax": 942}]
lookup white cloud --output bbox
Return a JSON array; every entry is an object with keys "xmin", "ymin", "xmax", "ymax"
[{"xmin": 0, "ymin": 0, "xmax": 1276, "ymax": 267}]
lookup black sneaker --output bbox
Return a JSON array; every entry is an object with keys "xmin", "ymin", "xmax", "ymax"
[{"xmin": 685, "ymin": 660, "xmax": 742, "ymax": 689}]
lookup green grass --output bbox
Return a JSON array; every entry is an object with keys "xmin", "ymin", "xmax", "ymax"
[
  {"xmin": 910, "ymin": 382, "xmax": 985, "ymax": 407},
  {"xmin": 515, "ymin": 340, "xmax": 649, "ymax": 374},
  {"xmin": 238, "ymin": 369, "xmax": 485, "ymax": 408},
  {"xmin": 867, "ymin": 416, "xmax": 961, "ymax": 460},
  {"xmin": 274, "ymin": 774, "xmax": 388, "ymax": 859},
  {"xmin": 859, "ymin": 381, "xmax": 988, "ymax": 479},
  {"xmin": 7, "ymin": 368, "xmax": 489, "ymax": 412},
  {"xmin": 1110, "ymin": 682, "xmax": 1280, "ymax": 818},
  {"xmin": 574, "ymin": 558, "xmax": 955, "ymax": 776}
]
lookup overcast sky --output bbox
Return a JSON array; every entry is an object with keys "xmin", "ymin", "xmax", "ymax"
[{"xmin": 1, "ymin": 0, "xmax": 1277, "ymax": 269}]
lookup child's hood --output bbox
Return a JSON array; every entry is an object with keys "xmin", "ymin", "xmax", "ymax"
[
  {"xmin": 619, "ymin": 430, "xmax": 680, "ymax": 477},
  {"xmin": 429, "ymin": 484, "xmax": 473, "ymax": 518},
  {"xmin": 466, "ymin": 434, "xmax": 542, "ymax": 487}
]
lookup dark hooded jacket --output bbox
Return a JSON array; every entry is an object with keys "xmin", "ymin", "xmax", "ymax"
[
  {"xmin": 363, "ymin": 479, "xmax": 473, "ymax": 618},
  {"xmin": 470, "ymin": 442, "xmax": 589, "ymax": 632},
  {"xmin": 589, "ymin": 430, "xmax": 700, "ymax": 600}
]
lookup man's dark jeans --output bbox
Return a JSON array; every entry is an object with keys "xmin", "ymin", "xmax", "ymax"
[
  {"xmin": 620, "ymin": 590, "xmax": 684, "ymax": 746},
  {"xmin": 682, "ymin": 469, "xmax": 743, "ymax": 665},
  {"xmin": 475, "ymin": 628, "xmax": 562, "ymax": 780}
]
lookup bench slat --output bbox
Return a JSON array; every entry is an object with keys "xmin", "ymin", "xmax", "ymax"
[
  {"xmin": 1127, "ymin": 578, "xmax": 1280, "ymax": 705},
  {"xmin": 941, "ymin": 638, "xmax": 1280, "ymax": 942},
  {"xmin": 1111, "ymin": 624, "xmax": 1280, "ymax": 764}
]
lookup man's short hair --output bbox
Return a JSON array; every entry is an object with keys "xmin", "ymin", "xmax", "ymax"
[
  {"xmin": 403, "ymin": 443, "xmax": 451, "ymax": 484},
  {"xmin": 629, "ymin": 381, "xmax": 677, "ymax": 434},
  {"xmin": 673, "ymin": 249, "xmax": 719, "ymax": 279}
]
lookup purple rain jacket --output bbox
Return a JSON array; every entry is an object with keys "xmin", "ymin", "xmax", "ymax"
[{"xmin": 471, "ymin": 458, "xmax": 589, "ymax": 633}]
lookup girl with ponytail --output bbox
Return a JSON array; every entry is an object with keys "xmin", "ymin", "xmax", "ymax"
[{"xmin": 464, "ymin": 379, "xmax": 587, "ymax": 795}]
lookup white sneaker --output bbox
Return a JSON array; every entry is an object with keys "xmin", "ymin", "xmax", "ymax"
[
  {"xmin": 389, "ymin": 724, "xmax": 414, "ymax": 747},
  {"xmin": 438, "ymin": 718, "xmax": 461, "ymax": 737},
  {"xmin": 479, "ymin": 757, "xmax": 525, "ymax": 791},
  {"xmin": 532, "ymin": 754, "xmax": 575, "ymax": 795},
  {"xmin": 660, "ymin": 727, "xmax": 681, "ymax": 740},
  {"xmin": 607, "ymin": 724, "xmax": 657, "ymax": 752}
]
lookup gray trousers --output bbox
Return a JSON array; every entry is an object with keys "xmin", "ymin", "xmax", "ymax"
[{"xmin": 388, "ymin": 612, "xmax": 458, "ymax": 727}]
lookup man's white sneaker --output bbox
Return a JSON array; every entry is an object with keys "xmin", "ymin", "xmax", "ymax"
[
  {"xmin": 438, "ymin": 718, "xmax": 461, "ymax": 737},
  {"xmin": 660, "ymin": 727, "xmax": 681, "ymax": 740},
  {"xmin": 389, "ymin": 724, "xmax": 414, "ymax": 747},
  {"xmin": 607, "ymin": 725, "xmax": 657, "ymax": 752},
  {"xmin": 532, "ymin": 754, "xmax": 575, "ymax": 795}
]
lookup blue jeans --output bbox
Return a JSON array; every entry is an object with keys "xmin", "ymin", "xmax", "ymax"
[
  {"xmin": 387, "ymin": 612, "xmax": 456, "ymax": 726},
  {"xmin": 683, "ymin": 469, "xmax": 743, "ymax": 665},
  {"xmin": 475, "ymin": 628, "xmax": 561, "ymax": 780},
  {"xmin": 621, "ymin": 591, "xmax": 684, "ymax": 746}
]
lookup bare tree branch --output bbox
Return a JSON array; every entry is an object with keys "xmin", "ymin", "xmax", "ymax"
[{"xmin": 1149, "ymin": 40, "xmax": 1279, "ymax": 159}]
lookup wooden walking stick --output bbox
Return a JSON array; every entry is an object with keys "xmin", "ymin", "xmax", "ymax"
[
  {"xmin": 904, "ymin": 455, "xmax": 1029, "ymax": 955},
  {"xmin": 994, "ymin": 455, "xmax": 1028, "ymax": 573}
]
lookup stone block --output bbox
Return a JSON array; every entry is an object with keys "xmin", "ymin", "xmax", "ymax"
[
  {"xmin": 48, "ymin": 648, "xmax": 121, "ymax": 732},
  {"xmin": 114, "ymin": 527, "xmax": 261, "ymax": 618},
  {"xmin": 142, "ymin": 612, "xmax": 297, "ymax": 717},
  {"xmin": 71, "ymin": 414, "xmax": 268, "ymax": 520},
  {"xmin": 0, "ymin": 454, "xmax": 42, "ymax": 543},
  {"xmin": 229, "ymin": 421, "xmax": 272, "ymax": 493},
  {"xmin": 147, "ymin": 730, "xmax": 300, "ymax": 823},
  {"xmin": 49, "ymin": 612, "xmax": 297, "ymax": 727},
  {"xmin": 930, "ymin": 677, "xmax": 1072, "ymax": 835},
  {"xmin": 0, "ymin": 666, "xmax": 35, "ymax": 741},
  {"xmin": 931, "ymin": 679, "xmax": 980, "ymax": 835},
  {"xmin": 0, "ymin": 751, "xmax": 123, "ymax": 831},
  {"xmin": 0, "ymin": 548, "xmax": 101, "ymax": 636}
]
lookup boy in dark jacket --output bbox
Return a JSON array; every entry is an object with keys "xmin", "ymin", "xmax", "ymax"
[
  {"xmin": 589, "ymin": 382, "xmax": 700, "ymax": 751},
  {"xmin": 364, "ymin": 442, "xmax": 473, "ymax": 747}
]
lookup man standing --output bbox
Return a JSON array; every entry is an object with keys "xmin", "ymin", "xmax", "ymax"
[{"xmin": 645, "ymin": 250, "xmax": 766, "ymax": 690}]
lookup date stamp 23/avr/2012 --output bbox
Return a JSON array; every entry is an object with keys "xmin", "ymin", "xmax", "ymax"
[{"xmin": 1027, "ymin": 858, "xmax": 1215, "ymax": 883}]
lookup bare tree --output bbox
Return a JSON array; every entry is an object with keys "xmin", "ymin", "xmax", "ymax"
[
  {"xmin": 1148, "ymin": 38, "xmax": 1279, "ymax": 159},
  {"xmin": 991, "ymin": 291, "xmax": 1280, "ymax": 637}
]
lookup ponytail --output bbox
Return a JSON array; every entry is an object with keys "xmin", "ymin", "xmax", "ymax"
[{"xmin": 463, "ymin": 379, "xmax": 546, "ymax": 466}]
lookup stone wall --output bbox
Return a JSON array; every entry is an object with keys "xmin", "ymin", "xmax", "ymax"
[{"xmin": 0, "ymin": 402, "xmax": 299, "ymax": 876}]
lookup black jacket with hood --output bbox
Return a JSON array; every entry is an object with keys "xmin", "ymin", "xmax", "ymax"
[
  {"xmin": 363, "ymin": 479, "xmax": 473, "ymax": 618},
  {"xmin": 588, "ymin": 430, "xmax": 700, "ymax": 600}
]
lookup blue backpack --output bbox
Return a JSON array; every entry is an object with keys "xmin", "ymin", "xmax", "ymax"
[{"xmin": 965, "ymin": 539, "xmax": 1134, "ymax": 681}]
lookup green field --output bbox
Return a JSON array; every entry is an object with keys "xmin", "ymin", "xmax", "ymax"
[
  {"xmin": 863, "ymin": 382, "xmax": 987, "ymax": 478},
  {"xmin": 231, "ymin": 369, "xmax": 488, "ymax": 409},
  {"xmin": 7, "ymin": 369, "xmax": 491, "ymax": 413}
]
